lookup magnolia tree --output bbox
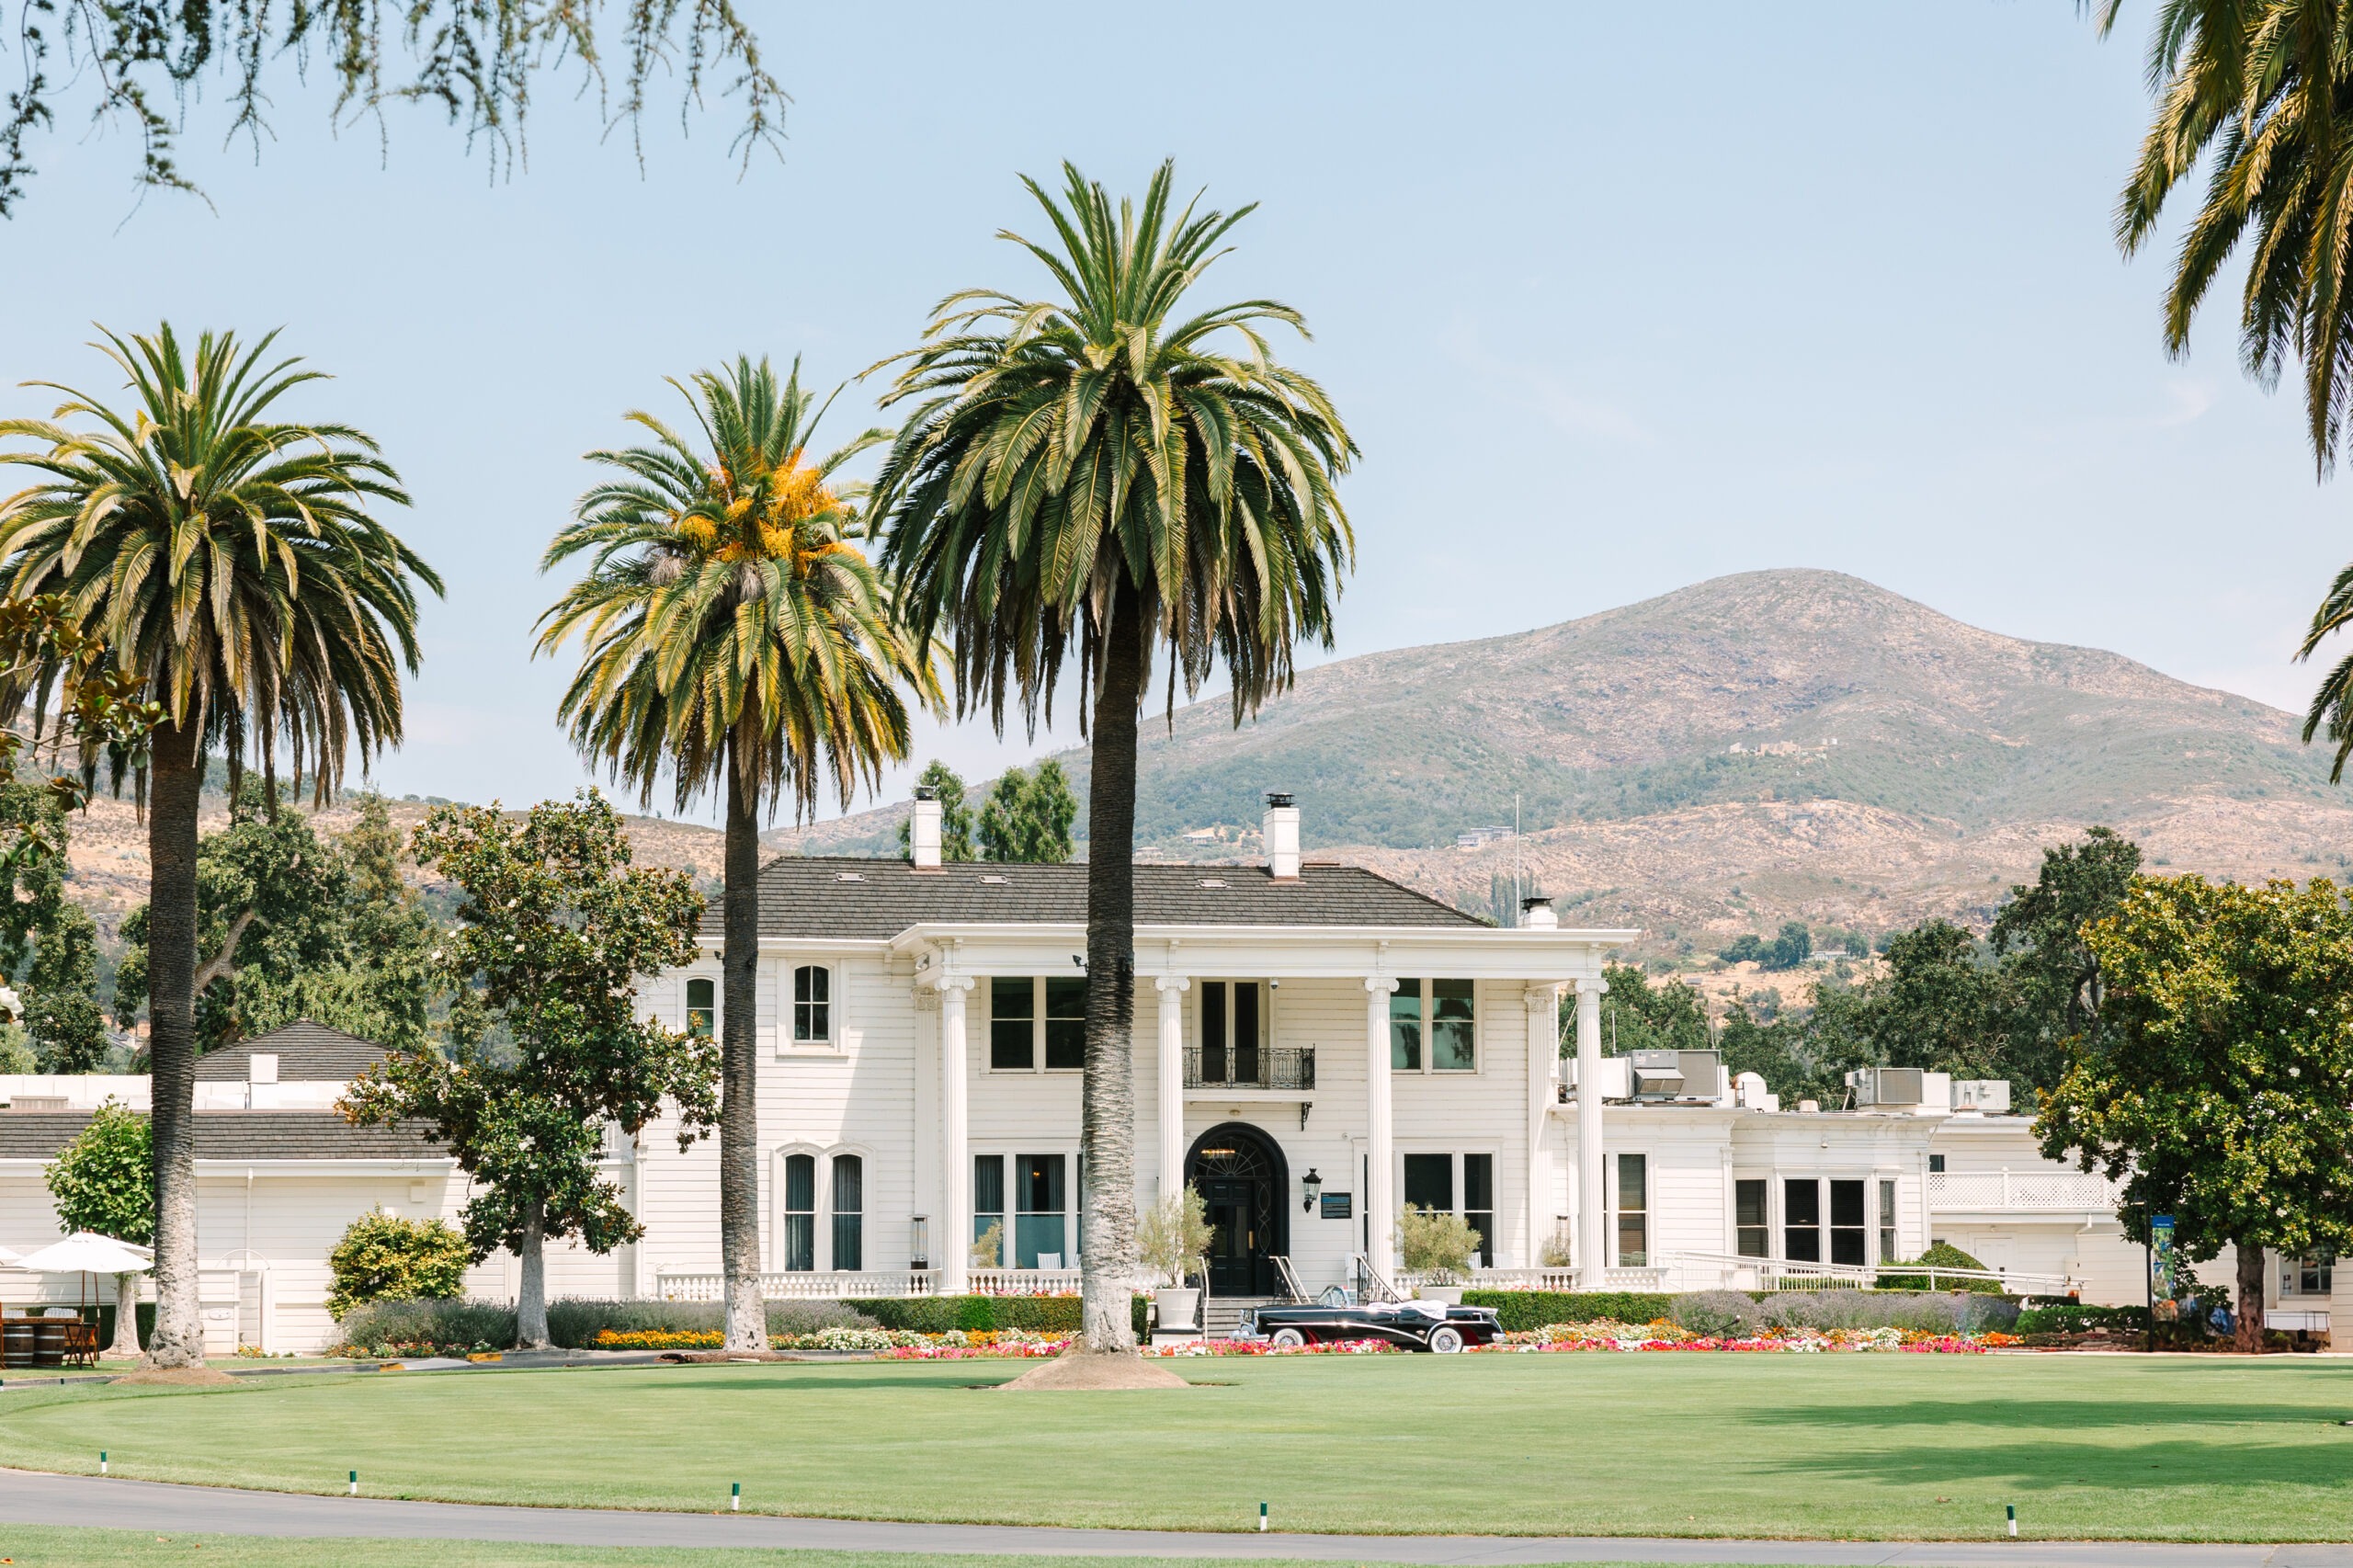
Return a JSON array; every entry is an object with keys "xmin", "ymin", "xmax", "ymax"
[
  {"xmin": 43, "ymin": 1098, "xmax": 153, "ymax": 1356},
  {"xmin": 2039, "ymin": 874, "xmax": 2353, "ymax": 1352},
  {"xmin": 343, "ymin": 792, "xmax": 717, "ymax": 1348}
]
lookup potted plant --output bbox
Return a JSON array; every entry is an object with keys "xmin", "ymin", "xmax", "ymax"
[
  {"xmin": 1398, "ymin": 1204, "xmax": 1478, "ymax": 1302},
  {"xmin": 1137, "ymin": 1185, "xmax": 1212, "ymax": 1331}
]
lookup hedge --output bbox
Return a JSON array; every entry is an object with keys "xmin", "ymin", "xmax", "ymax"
[
  {"xmin": 849, "ymin": 1294, "xmax": 1151, "ymax": 1338},
  {"xmin": 2015, "ymin": 1302, "xmax": 2151, "ymax": 1336},
  {"xmin": 1461, "ymin": 1290, "xmax": 1677, "ymax": 1330}
]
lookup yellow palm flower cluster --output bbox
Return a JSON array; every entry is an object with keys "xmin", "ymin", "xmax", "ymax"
[{"xmin": 673, "ymin": 451, "xmax": 847, "ymax": 567}]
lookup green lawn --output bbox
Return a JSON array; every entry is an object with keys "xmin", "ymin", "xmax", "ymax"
[{"xmin": 4, "ymin": 1355, "xmax": 2351, "ymax": 1540}]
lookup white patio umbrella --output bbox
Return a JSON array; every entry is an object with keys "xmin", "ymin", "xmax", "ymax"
[
  {"xmin": 0, "ymin": 1244, "xmax": 20, "ymax": 1267},
  {"xmin": 17, "ymin": 1233, "xmax": 153, "ymax": 1357}
]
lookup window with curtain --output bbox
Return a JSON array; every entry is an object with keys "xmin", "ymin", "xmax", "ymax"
[
  {"xmin": 686, "ymin": 978, "xmax": 715, "ymax": 1039},
  {"xmin": 972, "ymin": 1154, "xmax": 1006, "ymax": 1264},
  {"xmin": 1431, "ymin": 979, "xmax": 1476, "ymax": 1071},
  {"xmin": 1615, "ymin": 1153, "xmax": 1647, "ymax": 1267},
  {"xmin": 990, "ymin": 978, "xmax": 1033, "ymax": 1070},
  {"xmin": 831, "ymin": 1154, "xmax": 862, "ymax": 1271},
  {"xmin": 1390, "ymin": 980, "xmax": 1423, "ymax": 1070},
  {"xmin": 1735, "ymin": 1179, "xmax": 1769, "ymax": 1257},
  {"xmin": 1783, "ymin": 1177, "xmax": 1821, "ymax": 1263},
  {"xmin": 1878, "ymin": 1178, "xmax": 1898, "ymax": 1264},
  {"xmin": 1015, "ymin": 1153, "xmax": 1066, "ymax": 1267},
  {"xmin": 1463, "ymin": 1153, "xmax": 1493, "ymax": 1267},
  {"xmin": 781, "ymin": 1153, "xmax": 815, "ymax": 1271},
  {"xmin": 1043, "ymin": 977, "xmax": 1086, "ymax": 1070},
  {"xmin": 793, "ymin": 966, "xmax": 831, "ymax": 1044},
  {"xmin": 1829, "ymin": 1179, "xmax": 1866, "ymax": 1267}
]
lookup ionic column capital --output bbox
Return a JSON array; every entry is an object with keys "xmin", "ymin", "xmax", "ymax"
[
  {"xmin": 1364, "ymin": 976, "xmax": 1401, "ymax": 996},
  {"xmin": 1574, "ymin": 976, "xmax": 1609, "ymax": 997},
  {"xmin": 1154, "ymin": 974, "xmax": 1191, "ymax": 994},
  {"xmin": 933, "ymin": 973, "xmax": 976, "ymax": 994}
]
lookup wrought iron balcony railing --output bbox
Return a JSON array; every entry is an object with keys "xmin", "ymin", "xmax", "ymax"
[{"xmin": 1184, "ymin": 1044, "xmax": 1315, "ymax": 1091}]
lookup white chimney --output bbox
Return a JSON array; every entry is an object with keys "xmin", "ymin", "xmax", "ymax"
[
  {"xmin": 247, "ymin": 1052, "xmax": 278, "ymax": 1085},
  {"xmin": 1519, "ymin": 895, "xmax": 1556, "ymax": 929},
  {"xmin": 1263, "ymin": 791, "xmax": 1301, "ymax": 881},
  {"xmin": 910, "ymin": 788, "xmax": 943, "ymax": 872}
]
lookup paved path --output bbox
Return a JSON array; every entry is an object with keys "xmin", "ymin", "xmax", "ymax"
[{"xmin": 2, "ymin": 1471, "xmax": 2349, "ymax": 1567}]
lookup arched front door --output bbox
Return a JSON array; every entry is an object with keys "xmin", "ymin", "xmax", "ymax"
[{"xmin": 1186, "ymin": 1122, "xmax": 1290, "ymax": 1297}]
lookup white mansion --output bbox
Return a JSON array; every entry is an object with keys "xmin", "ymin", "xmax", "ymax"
[{"xmin": 0, "ymin": 794, "xmax": 2327, "ymax": 1353}]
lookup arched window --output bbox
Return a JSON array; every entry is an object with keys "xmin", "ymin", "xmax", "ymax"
[
  {"xmin": 685, "ymin": 977, "xmax": 715, "ymax": 1039},
  {"xmin": 831, "ymin": 1154, "xmax": 863, "ymax": 1271},
  {"xmin": 781, "ymin": 1153, "xmax": 816, "ymax": 1270},
  {"xmin": 793, "ymin": 965, "xmax": 831, "ymax": 1044}
]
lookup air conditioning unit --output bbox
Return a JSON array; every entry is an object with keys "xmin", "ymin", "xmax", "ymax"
[
  {"xmin": 1950, "ymin": 1079, "xmax": 2012, "ymax": 1114},
  {"xmin": 1847, "ymin": 1067, "xmax": 1925, "ymax": 1108},
  {"xmin": 1628, "ymin": 1050, "xmax": 1687, "ymax": 1098}
]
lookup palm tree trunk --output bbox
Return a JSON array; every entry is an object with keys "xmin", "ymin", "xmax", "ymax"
[
  {"xmin": 516, "ymin": 1198, "xmax": 551, "ymax": 1349},
  {"xmin": 142, "ymin": 720, "xmax": 205, "ymax": 1368},
  {"xmin": 2234, "ymin": 1236, "xmax": 2266, "ymax": 1354},
  {"xmin": 720, "ymin": 755, "xmax": 768, "ymax": 1352},
  {"xmin": 1079, "ymin": 582, "xmax": 1146, "ymax": 1354}
]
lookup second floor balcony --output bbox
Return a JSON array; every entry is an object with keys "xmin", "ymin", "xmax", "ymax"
[
  {"xmin": 1184, "ymin": 1044, "xmax": 1315, "ymax": 1092},
  {"xmin": 1929, "ymin": 1168, "xmax": 2122, "ymax": 1215}
]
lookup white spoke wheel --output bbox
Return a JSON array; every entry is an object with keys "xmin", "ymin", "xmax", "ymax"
[
  {"xmin": 1269, "ymin": 1326, "xmax": 1309, "ymax": 1348},
  {"xmin": 1427, "ymin": 1324, "xmax": 1465, "ymax": 1353}
]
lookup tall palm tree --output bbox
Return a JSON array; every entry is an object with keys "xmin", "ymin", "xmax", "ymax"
[
  {"xmin": 866, "ymin": 161, "xmax": 1357, "ymax": 1355},
  {"xmin": 2098, "ymin": 2, "xmax": 2353, "ymax": 766},
  {"xmin": 539, "ymin": 356, "xmax": 937, "ymax": 1354},
  {"xmin": 0, "ymin": 325, "xmax": 439, "ymax": 1367}
]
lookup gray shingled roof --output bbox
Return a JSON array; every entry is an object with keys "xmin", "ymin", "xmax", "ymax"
[
  {"xmin": 0, "ymin": 1111, "xmax": 446, "ymax": 1162},
  {"xmin": 194, "ymin": 1020, "xmax": 389, "ymax": 1082},
  {"xmin": 705, "ymin": 857, "xmax": 1486, "ymax": 941}
]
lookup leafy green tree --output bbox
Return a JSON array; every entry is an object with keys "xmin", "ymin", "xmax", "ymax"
[
  {"xmin": 895, "ymin": 761, "xmax": 975, "ymax": 861},
  {"xmin": 0, "ymin": 325, "xmax": 438, "ymax": 1368},
  {"xmin": 1989, "ymin": 825, "xmax": 2141, "ymax": 1089},
  {"xmin": 1576, "ymin": 964, "xmax": 1711, "ymax": 1057},
  {"xmin": 870, "ymin": 161, "xmax": 1356, "ymax": 1353},
  {"xmin": 2039, "ymin": 873, "xmax": 2353, "ymax": 1352},
  {"xmin": 325, "ymin": 1210, "xmax": 471, "ymax": 1319},
  {"xmin": 43, "ymin": 1099, "xmax": 152, "ymax": 1355},
  {"xmin": 978, "ymin": 760, "xmax": 1079, "ymax": 863},
  {"xmin": 343, "ymin": 792, "xmax": 718, "ymax": 1348},
  {"xmin": 0, "ymin": 0, "xmax": 783, "ymax": 216},
  {"xmin": 538, "ymin": 356, "xmax": 937, "ymax": 1354},
  {"xmin": 25, "ymin": 902, "xmax": 107, "ymax": 1071}
]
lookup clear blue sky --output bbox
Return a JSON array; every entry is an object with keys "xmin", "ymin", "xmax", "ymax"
[{"xmin": 0, "ymin": 3, "xmax": 2338, "ymax": 823}]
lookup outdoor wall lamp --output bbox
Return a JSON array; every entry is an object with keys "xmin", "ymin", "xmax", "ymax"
[{"xmin": 1302, "ymin": 1168, "xmax": 1322, "ymax": 1212}]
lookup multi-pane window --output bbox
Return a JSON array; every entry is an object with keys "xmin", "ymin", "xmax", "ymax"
[
  {"xmin": 686, "ymin": 977, "xmax": 715, "ymax": 1038},
  {"xmin": 972, "ymin": 1154, "xmax": 1006, "ymax": 1262},
  {"xmin": 1784, "ymin": 1177, "xmax": 1822, "ymax": 1262},
  {"xmin": 1198, "ymin": 981, "xmax": 1267, "ymax": 1084},
  {"xmin": 831, "ymin": 1154, "xmax": 862, "ymax": 1271},
  {"xmin": 1735, "ymin": 1179, "xmax": 1770, "ymax": 1257},
  {"xmin": 1403, "ymin": 1152, "xmax": 1492, "ymax": 1267},
  {"xmin": 780, "ymin": 1153, "xmax": 816, "ymax": 1271},
  {"xmin": 1829, "ymin": 1179, "xmax": 1867, "ymax": 1267},
  {"xmin": 1878, "ymin": 1178, "xmax": 1898, "ymax": 1264},
  {"xmin": 1015, "ymin": 1153, "xmax": 1068, "ymax": 1268},
  {"xmin": 793, "ymin": 965, "xmax": 831, "ymax": 1044},
  {"xmin": 990, "ymin": 978, "xmax": 1084, "ymax": 1071},
  {"xmin": 2284, "ymin": 1254, "xmax": 2336, "ymax": 1296},
  {"xmin": 1390, "ymin": 979, "xmax": 1476, "ymax": 1072},
  {"xmin": 1404, "ymin": 1153, "xmax": 1451, "ymax": 1215},
  {"xmin": 1615, "ymin": 1153, "xmax": 1648, "ymax": 1267},
  {"xmin": 1928, "ymin": 1153, "xmax": 1946, "ymax": 1174},
  {"xmin": 1464, "ymin": 1153, "xmax": 1494, "ymax": 1267}
]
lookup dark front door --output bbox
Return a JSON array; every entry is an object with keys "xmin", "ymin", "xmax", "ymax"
[{"xmin": 1187, "ymin": 1122, "xmax": 1288, "ymax": 1297}]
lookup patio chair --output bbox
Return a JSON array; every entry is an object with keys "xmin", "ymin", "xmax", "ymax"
[{"xmin": 59, "ymin": 1320, "xmax": 97, "ymax": 1366}]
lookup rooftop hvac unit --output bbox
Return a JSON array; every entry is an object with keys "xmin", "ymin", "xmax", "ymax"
[
  {"xmin": 1847, "ymin": 1067, "xmax": 1925, "ymax": 1107},
  {"xmin": 1627, "ymin": 1050, "xmax": 1686, "ymax": 1098},
  {"xmin": 1950, "ymin": 1079, "xmax": 2011, "ymax": 1114}
]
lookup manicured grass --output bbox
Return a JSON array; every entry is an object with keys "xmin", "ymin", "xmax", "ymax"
[
  {"xmin": 4, "ymin": 1356, "xmax": 2352, "ymax": 1540},
  {"xmin": 0, "ymin": 1532, "xmax": 1802, "ymax": 1568}
]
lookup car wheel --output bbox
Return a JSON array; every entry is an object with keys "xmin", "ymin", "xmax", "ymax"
[
  {"xmin": 1427, "ymin": 1324, "xmax": 1465, "ymax": 1354},
  {"xmin": 1269, "ymin": 1327, "xmax": 1309, "ymax": 1349}
]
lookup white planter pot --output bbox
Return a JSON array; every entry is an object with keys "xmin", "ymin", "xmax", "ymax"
[
  {"xmin": 1154, "ymin": 1287, "xmax": 1201, "ymax": 1331},
  {"xmin": 1417, "ymin": 1284, "xmax": 1465, "ymax": 1305}
]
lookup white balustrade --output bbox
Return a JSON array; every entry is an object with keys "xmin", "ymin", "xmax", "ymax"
[
  {"xmin": 655, "ymin": 1270, "xmax": 939, "ymax": 1301},
  {"xmin": 1929, "ymin": 1169, "xmax": 2121, "ymax": 1213}
]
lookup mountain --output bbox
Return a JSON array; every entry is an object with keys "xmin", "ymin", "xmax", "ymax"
[{"xmin": 774, "ymin": 570, "xmax": 2353, "ymax": 959}]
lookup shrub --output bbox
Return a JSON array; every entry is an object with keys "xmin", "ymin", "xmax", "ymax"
[
  {"xmin": 1668, "ymin": 1290, "xmax": 1762, "ymax": 1338},
  {"xmin": 334, "ymin": 1297, "xmax": 516, "ymax": 1354},
  {"xmin": 1756, "ymin": 1289, "xmax": 2018, "ymax": 1334},
  {"xmin": 849, "ymin": 1294, "xmax": 1152, "ymax": 1338},
  {"xmin": 1461, "ymin": 1290, "xmax": 1677, "ymax": 1331},
  {"xmin": 543, "ymin": 1298, "xmax": 878, "ymax": 1346},
  {"xmin": 326, "ymin": 1210, "xmax": 471, "ymax": 1319},
  {"xmin": 2015, "ymin": 1302, "xmax": 2151, "ymax": 1336},
  {"xmin": 1396, "ymin": 1204, "xmax": 1478, "ymax": 1279},
  {"xmin": 1875, "ymin": 1242, "xmax": 2006, "ymax": 1294},
  {"xmin": 1137, "ymin": 1187, "xmax": 1212, "ymax": 1288}
]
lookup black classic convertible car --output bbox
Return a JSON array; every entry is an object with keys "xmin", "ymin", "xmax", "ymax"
[{"xmin": 1235, "ymin": 1297, "xmax": 1503, "ymax": 1352}]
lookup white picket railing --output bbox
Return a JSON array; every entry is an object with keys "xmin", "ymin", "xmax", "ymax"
[
  {"xmin": 654, "ymin": 1270, "xmax": 938, "ymax": 1301},
  {"xmin": 969, "ymin": 1268, "xmax": 1083, "ymax": 1295},
  {"xmin": 1664, "ymin": 1249, "xmax": 2075, "ymax": 1295},
  {"xmin": 1394, "ymin": 1266, "xmax": 1660, "ymax": 1293},
  {"xmin": 1929, "ymin": 1169, "xmax": 2121, "ymax": 1214}
]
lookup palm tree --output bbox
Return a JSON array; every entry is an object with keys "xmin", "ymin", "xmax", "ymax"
[
  {"xmin": 539, "ymin": 356, "xmax": 936, "ymax": 1354},
  {"xmin": 2098, "ymin": 2, "xmax": 2353, "ymax": 766},
  {"xmin": 0, "ymin": 325, "xmax": 439, "ymax": 1367},
  {"xmin": 866, "ymin": 161, "xmax": 1357, "ymax": 1355}
]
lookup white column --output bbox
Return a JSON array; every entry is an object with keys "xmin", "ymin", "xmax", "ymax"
[
  {"xmin": 938, "ymin": 975, "xmax": 974, "ymax": 1293},
  {"xmin": 1525, "ymin": 985, "xmax": 1558, "ymax": 1268},
  {"xmin": 1156, "ymin": 976, "xmax": 1190, "ymax": 1199},
  {"xmin": 1365, "ymin": 978, "xmax": 1399, "ymax": 1274},
  {"xmin": 1575, "ymin": 975, "xmax": 1608, "ymax": 1285}
]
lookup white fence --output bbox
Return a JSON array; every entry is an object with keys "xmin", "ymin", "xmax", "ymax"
[
  {"xmin": 1665, "ymin": 1249, "xmax": 2076, "ymax": 1295},
  {"xmin": 1928, "ymin": 1169, "xmax": 2121, "ymax": 1213},
  {"xmin": 654, "ymin": 1268, "xmax": 1088, "ymax": 1301},
  {"xmin": 1395, "ymin": 1267, "xmax": 1665, "ymax": 1294}
]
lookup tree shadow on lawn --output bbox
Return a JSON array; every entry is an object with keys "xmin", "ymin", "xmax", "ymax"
[
  {"xmin": 1748, "ymin": 1434, "xmax": 2351, "ymax": 1496},
  {"xmin": 1745, "ymin": 1397, "xmax": 2347, "ymax": 1433}
]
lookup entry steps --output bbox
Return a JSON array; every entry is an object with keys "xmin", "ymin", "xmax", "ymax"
[{"xmin": 1199, "ymin": 1296, "xmax": 1276, "ymax": 1339}]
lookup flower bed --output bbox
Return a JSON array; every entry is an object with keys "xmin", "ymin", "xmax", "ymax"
[{"xmin": 1486, "ymin": 1319, "xmax": 2014, "ymax": 1354}]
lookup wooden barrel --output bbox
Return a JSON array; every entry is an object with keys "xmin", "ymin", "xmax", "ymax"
[
  {"xmin": 2, "ymin": 1319, "xmax": 32, "ymax": 1369},
  {"xmin": 31, "ymin": 1319, "xmax": 65, "ymax": 1367}
]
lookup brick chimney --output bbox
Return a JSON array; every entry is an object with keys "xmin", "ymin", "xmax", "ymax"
[
  {"xmin": 910, "ymin": 787, "xmax": 943, "ymax": 872},
  {"xmin": 1264, "ymin": 791, "xmax": 1300, "ymax": 881}
]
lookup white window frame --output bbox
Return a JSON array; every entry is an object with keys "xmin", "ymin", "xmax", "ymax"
[
  {"xmin": 1193, "ymin": 979, "xmax": 1273, "ymax": 1082},
  {"xmin": 983, "ymin": 976, "xmax": 1087, "ymax": 1074},
  {"xmin": 1397, "ymin": 1145, "xmax": 1502, "ymax": 1267},
  {"xmin": 772, "ymin": 1142, "xmax": 824, "ymax": 1271},
  {"xmin": 773, "ymin": 960, "xmax": 847, "ymax": 1057},
  {"xmin": 1388, "ymin": 977, "xmax": 1480, "ymax": 1074},
  {"xmin": 1608, "ymin": 1150, "xmax": 1649, "ymax": 1267},
  {"xmin": 681, "ymin": 966, "xmax": 720, "ymax": 1040},
  {"xmin": 970, "ymin": 1144, "xmax": 1081, "ymax": 1268}
]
